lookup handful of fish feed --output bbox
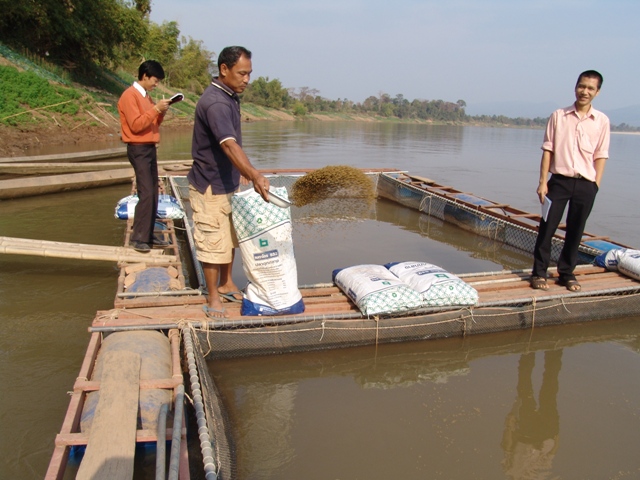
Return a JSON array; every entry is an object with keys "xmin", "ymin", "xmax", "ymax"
[{"xmin": 290, "ymin": 166, "xmax": 376, "ymax": 206}]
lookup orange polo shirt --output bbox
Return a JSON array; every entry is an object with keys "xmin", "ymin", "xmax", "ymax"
[{"xmin": 117, "ymin": 83, "xmax": 164, "ymax": 144}]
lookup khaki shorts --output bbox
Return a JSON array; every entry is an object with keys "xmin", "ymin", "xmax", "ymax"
[{"xmin": 189, "ymin": 186, "xmax": 238, "ymax": 264}]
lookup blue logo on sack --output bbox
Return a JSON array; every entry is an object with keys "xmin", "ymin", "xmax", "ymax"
[{"xmin": 253, "ymin": 249, "xmax": 279, "ymax": 261}]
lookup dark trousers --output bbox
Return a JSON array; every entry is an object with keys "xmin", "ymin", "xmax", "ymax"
[
  {"xmin": 127, "ymin": 143, "xmax": 158, "ymax": 244},
  {"xmin": 532, "ymin": 174, "xmax": 598, "ymax": 280}
]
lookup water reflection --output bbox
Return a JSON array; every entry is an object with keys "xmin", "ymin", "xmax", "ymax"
[
  {"xmin": 202, "ymin": 121, "xmax": 467, "ymax": 170},
  {"xmin": 228, "ymin": 382, "xmax": 298, "ymax": 475},
  {"xmin": 286, "ymin": 195, "xmax": 531, "ymax": 284},
  {"xmin": 377, "ymin": 198, "xmax": 532, "ymax": 269},
  {"xmin": 501, "ymin": 350, "xmax": 561, "ymax": 479},
  {"xmin": 210, "ymin": 319, "xmax": 640, "ymax": 479}
]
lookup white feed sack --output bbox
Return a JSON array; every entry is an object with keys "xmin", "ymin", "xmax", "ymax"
[
  {"xmin": 594, "ymin": 248, "xmax": 624, "ymax": 270},
  {"xmin": 332, "ymin": 264, "xmax": 423, "ymax": 316},
  {"xmin": 594, "ymin": 247, "xmax": 640, "ymax": 281},
  {"xmin": 231, "ymin": 187, "xmax": 304, "ymax": 316},
  {"xmin": 114, "ymin": 194, "xmax": 185, "ymax": 220},
  {"xmin": 616, "ymin": 249, "xmax": 640, "ymax": 281},
  {"xmin": 386, "ymin": 261, "xmax": 478, "ymax": 307}
]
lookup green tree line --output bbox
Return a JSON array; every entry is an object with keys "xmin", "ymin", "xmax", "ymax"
[
  {"xmin": 243, "ymin": 78, "xmax": 553, "ymax": 127},
  {"xmin": 1, "ymin": 1, "xmax": 636, "ymax": 131},
  {"xmin": 0, "ymin": 0, "xmax": 214, "ymax": 94}
]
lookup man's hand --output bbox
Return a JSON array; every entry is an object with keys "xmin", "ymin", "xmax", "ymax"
[
  {"xmin": 251, "ymin": 173, "xmax": 270, "ymax": 201},
  {"xmin": 537, "ymin": 182, "xmax": 548, "ymax": 204},
  {"xmin": 155, "ymin": 99, "xmax": 171, "ymax": 114}
]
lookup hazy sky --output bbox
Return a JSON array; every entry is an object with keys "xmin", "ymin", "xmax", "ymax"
[{"xmin": 149, "ymin": 0, "xmax": 638, "ymax": 111}]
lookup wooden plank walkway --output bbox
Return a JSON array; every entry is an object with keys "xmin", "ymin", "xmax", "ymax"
[
  {"xmin": 466, "ymin": 266, "xmax": 640, "ymax": 303},
  {"xmin": 76, "ymin": 351, "xmax": 140, "ymax": 480}
]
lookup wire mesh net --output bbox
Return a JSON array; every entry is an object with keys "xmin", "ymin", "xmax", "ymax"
[
  {"xmin": 375, "ymin": 173, "xmax": 601, "ymax": 263},
  {"xmin": 188, "ymin": 327, "xmax": 237, "ymax": 480},
  {"xmin": 193, "ymin": 290, "xmax": 640, "ymax": 359}
]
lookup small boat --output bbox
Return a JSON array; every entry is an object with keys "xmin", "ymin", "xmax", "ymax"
[
  {"xmin": 0, "ymin": 168, "xmax": 135, "ymax": 199},
  {"xmin": 0, "ymin": 159, "xmax": 192, "ymax": 175},
  {"xmin": 0, "ymin": 146, "xmax": 126, "ymax": 164},
  {"xmin": 0, "ymin": 161, "xmax": 193, "ymax": 199}
]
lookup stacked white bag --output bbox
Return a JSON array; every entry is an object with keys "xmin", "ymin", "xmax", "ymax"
[
  {"xmin": 333, "ymin": 261, "xmax": 479, "ymax": 316},
  {"xmin": 332, "ymin": 264, "xmax": 423, "ymax": 316},
  {"xmin": 231, "ymin": 187, "xmax": 304, "ymax": 316},
  {"xmin": 385, "ymin": 261, "xmax": 478, "ymax": 306}
]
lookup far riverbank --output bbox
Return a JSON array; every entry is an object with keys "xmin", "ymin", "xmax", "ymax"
[{"xmin": 0, "ymin": 102, "xmax": 539, "ymax": 158}]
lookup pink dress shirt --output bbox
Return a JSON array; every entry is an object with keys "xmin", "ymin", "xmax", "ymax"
[{"xmin": 542, "ymin": 104, "xmax": 610, "ymax": 182}]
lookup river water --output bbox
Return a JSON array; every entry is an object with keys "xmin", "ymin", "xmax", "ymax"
[{"xmin": 0, "ymin": 122, "xmax": 638, "ymax": 479}]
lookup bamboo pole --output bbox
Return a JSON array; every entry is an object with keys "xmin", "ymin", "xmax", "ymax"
[
  {"xmin": 86, "ymin": 110, "xmax": 109, "ymax": 128},
  {"xmin": 0, "ymin": 236, "xmax": 177, "ymax": 264},
  {"xmin": 0, "ymin": 100, "xmax": 74, "ymax": 121},
  {"xmin": 0, "ymin": 159, "xmax": 193, "ymax": 175}
]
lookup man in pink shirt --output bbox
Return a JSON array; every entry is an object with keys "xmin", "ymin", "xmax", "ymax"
[{"xmin": 530, "ymin": 70, "xmax": 610, "ymax": 292}]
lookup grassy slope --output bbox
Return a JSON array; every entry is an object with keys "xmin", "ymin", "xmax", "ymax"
[{"xmin": 0, "ymin": 46, "xmax": 469, "ymax": 156}]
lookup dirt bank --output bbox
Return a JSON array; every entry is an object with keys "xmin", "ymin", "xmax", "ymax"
[
  {"xmin": 0, "ymin": 124, "xmax": 118, "ymax": 157},
  {"xmin": 0, "ymin": 115, "xmax": 195, "ymax": 158}
]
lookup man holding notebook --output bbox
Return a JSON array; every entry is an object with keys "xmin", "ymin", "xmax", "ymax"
[
  {"xmin": 530, "ymin": 70, "xmax": 610, "ymax": 292},
  {"xmin": 117, "ymin": 60, "xmax": 172, "ymax": 253}
]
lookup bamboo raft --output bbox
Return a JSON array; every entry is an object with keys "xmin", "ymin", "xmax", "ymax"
[
  {"xmin": 45, "ymin": 330, "xmax": 189, "ymax": 480},
  {"xmin": 43, "ymin": 168, "xmax": 639, "ymax": 479},
  {"xmin": 0, "ymin": 236, "xmax": 178, "ymax": 264}
]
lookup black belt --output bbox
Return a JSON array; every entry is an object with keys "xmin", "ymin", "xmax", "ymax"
[{"xmin": 554, "ymin": 173, "xmax": 586, "ymax": 180}]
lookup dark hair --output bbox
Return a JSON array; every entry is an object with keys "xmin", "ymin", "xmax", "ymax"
[
  {"xmin": 138, "ymin": 60, "xmax": 165, "ymax": 81},
  {"xmin": 576, "ymin": 70, "xmax": 603, "ymax": 90},
  {"xmin": 217, "ymin": 46, "xmax": 252, "ymax": 71}
]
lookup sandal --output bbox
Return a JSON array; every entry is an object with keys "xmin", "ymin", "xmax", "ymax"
[
  {"xmin": 558, "ymin": 278, "xmax": 581, "ymax": 292},
  {"xmin": 218, "ymin": 291, "xmax": 243, "ymax": 303},
  {"xmin": 202, "ymin": 304, "xmax": 228, "ymax": 319},
  {"xmin": 530, "ymin": 276, "xmax": 549, "ymax": 291}
]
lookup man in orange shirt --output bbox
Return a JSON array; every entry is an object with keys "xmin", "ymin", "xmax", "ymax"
[{"xmin": 117, "ymin": 60, "xmax": 171, "ymax": 252}]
